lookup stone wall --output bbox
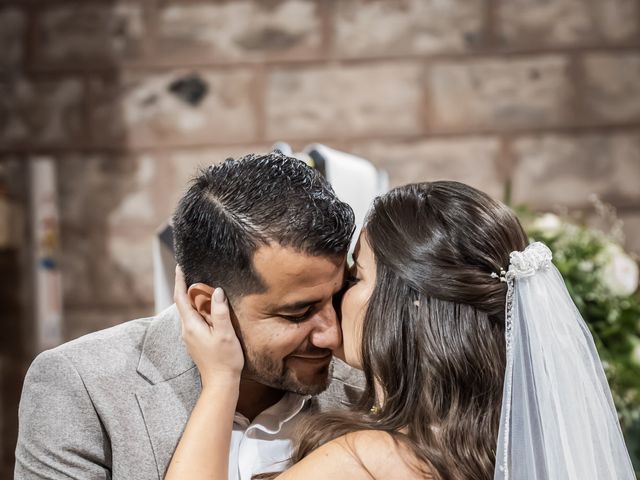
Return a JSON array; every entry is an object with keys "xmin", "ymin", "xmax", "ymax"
[{"xmin": 1, "ymin": 0, "xmax": 639, "ymax": 475}]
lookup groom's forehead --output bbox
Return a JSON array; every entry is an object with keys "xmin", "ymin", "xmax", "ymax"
[
  {"xmin": 252, "ymin": 243, "xmax": 344, "ymax": 279},
  {"xmin": 246, "ymin": 243, "xmax": 346, "ymax": 302}
]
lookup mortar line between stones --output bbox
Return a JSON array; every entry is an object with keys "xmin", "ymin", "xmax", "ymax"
[
  {"xmin": 17, "ymin": 43, "xmax": 640, "ymax": 77},
  {"xmin": 2, "ymin": 122, "xmax": 639, "ymax": 157}
]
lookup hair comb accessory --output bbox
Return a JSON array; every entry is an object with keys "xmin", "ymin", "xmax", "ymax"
[{"xmin": 491, "ymin": 242, "xmax": 553, "ymax": 283}]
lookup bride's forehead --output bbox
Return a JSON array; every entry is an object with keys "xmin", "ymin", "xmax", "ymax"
[{"xmin": 353, "ymin": 232, "xmax": 374, "ymax": 265}]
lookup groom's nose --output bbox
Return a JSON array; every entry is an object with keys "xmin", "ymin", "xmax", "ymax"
[{"xmin": 308, "ymin": 302, "xmax": 342, "ymax": 351}]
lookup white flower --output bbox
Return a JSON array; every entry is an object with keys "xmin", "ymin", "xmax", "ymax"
[
  {"xmin": 532, "ymin": 213, "xmax": 563, "ymax": 235},
  {"xmin": 600, "ymin": 243, "xmax": 639, "ymax": 297},
  {"xmin": 578, "ymin": 261, "xmax": 594, "ymax": 272}
]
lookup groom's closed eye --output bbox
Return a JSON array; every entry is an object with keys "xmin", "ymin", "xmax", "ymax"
[
  {"xmin": 281, "ymin": 309, "xmax": 313, "ymax": 323},
  {"xmin": 271, "ymin": 299, "xmax": 318, "ymax": 323}
]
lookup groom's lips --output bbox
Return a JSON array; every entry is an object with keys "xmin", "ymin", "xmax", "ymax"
[{"xmin": 289, "ymin": 353, "xmax": 333, "ymax": 364}]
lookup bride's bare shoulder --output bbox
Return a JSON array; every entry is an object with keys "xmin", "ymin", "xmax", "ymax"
[
  {"xmin": 340, "ymin": 430, "xmax": 432, "ymax": 479},
  {"xmin": 275, "ymin": 430, "xmax": 432, "ymax": 480}
]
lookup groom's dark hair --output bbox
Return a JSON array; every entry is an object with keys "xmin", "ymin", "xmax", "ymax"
[{"xmin": 172, "ymin": 152, "xmax": 355, "ymax": 297}]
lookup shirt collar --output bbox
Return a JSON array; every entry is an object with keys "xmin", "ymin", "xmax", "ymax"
[{"xmin": 235, "ymin": 392, "xmax": 312, "ymax": 435}]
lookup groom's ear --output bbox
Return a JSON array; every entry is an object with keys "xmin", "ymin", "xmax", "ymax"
[{"xmin": 187, "ymin": 283, "xmax": 214, "ymax": 323}]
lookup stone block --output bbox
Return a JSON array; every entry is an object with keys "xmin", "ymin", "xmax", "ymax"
[
  {"xmin": 58, "ymin": 155, "xmax": 139, "ymax": 230},
  {"xmin": 0, "ymin": 159, "xmax": 28, "ymax": 249},
  {"xmin": 57, "ymin": 154, "xmax": 171, "ymax": 310},
  {"xmin": 58, "ymin": 226, "xmax": 157, "ymax": 310},
  {"xmin": 583, "ymin": 53, "xmax": 640, "ymax": 123},
  {"xmin": 105, "ymin": 228, "xmax": 155, "ymax": 304},
  {"xmin": 497, "ymin": 0, "xmax": 638, "ymax": 47},
  {"xmin": 0, "ymin": 77, "xmax": 84, "ymax": 147},
  {"xmin": 427, "ymin": 56, "xmax": 573, "ymax": 131},
  {"xmin": 36, "ymin": 3, "xmax": 145, "ymax": 65},
  {"xmin": 267, "ymin": 63, "xmax": 423, "ymax": 140},
  {"xmin": 334, "ymin": 0, "xmax": 485, "ymax": 57},
  {"xmin": 350, "ymin": 137, "xmax": 506, "ymax": 200},
  {"xmin": 155, "ymin": 0, "xmax": 322, "ymax": 64},
  {"xmin": 63, "ymin": 306, "xmax": 153, "ymax": 343},
  {"xmin": 89, "ymin": 70, "xmax": 258, "ymax": 147},
  {"xmin": 0, "ymin": 8, "xmax": 25, "ymax": 68},
  {"xmin": 106, "ymin": 154, "xmax": 178, "ymax": 230},
  {"xmin": 512, "ymin": 132, "xmax": 640, "ymax": 210}
]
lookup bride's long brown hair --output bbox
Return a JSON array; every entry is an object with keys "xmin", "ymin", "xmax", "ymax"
[{"xmin": 259, "ymin": 181, "xmax": 529, "ymax": 480}]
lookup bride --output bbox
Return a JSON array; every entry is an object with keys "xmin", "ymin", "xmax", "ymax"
[{"xmin": 165, "ymin": 181, "xmax": 635, "ymax": 480}]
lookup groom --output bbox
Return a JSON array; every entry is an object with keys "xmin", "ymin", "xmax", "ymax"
[{"xmin": 15, "ymin": 153, "xmax": 364, "ymax": 480}]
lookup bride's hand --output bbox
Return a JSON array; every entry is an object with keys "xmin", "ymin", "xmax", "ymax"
[
  {"xmin": 174, "ymin": 266, "xmax": 244, "ymax": 387},
  {"xmin": 166, "ymin": 267, "xmax": 244, "ymax": 480}
]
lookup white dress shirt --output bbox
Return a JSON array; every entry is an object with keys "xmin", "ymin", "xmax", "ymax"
[{"xmin": 229, "ymin": 392, "xmax": 311, "ymax": 480}]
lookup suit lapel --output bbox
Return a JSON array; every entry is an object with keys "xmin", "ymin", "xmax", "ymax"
[
  {"xmin": 134, "ymin": 305, "xmax": 201, "ymax": 479},
  {"xmin": 313, "ymin": 358, "xmax": 365, "ymax": 412},
  {"xmin": 136, "ymin": 369, "xmax": 201, "ymax": 478}
]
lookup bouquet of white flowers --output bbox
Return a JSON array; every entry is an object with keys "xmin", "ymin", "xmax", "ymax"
[{"xmin": 525, "ymin": 199, "xmax": 640, "ymax": 475}]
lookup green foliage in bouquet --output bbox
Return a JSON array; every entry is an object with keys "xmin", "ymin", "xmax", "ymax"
[{"xmin": 521, "ymin": 199, "xmax": 640, "ymax": 475}]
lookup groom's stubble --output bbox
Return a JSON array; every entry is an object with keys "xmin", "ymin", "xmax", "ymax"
[{"xmin": 234, "ymin": 318, "xmax": 334, "ymax": 396}]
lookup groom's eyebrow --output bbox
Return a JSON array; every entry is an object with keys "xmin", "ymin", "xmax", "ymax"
[{"xmin": 274, "ymin": 299, "xmax": 320, "ymax": 313}]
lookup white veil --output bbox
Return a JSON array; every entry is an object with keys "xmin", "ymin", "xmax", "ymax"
[{"xmin": 494, "ymin": 242, "xmax": 635, "ymax": 479}]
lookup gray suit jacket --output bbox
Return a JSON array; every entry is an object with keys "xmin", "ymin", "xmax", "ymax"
[{"xmin": 15, "ymin": 305, "xmax": 364, "ymax": 480}]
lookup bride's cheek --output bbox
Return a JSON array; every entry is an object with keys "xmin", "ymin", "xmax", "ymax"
[
  {"xmin": 339, "ymin": 291, "xmax": 355, "ymax": 347},
  {"xmin": 339, "ymin": 287, "xmax": 368, "ymax": 368}
]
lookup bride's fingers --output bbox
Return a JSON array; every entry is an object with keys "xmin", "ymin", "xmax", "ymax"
[
  {"xmin": 210, "ymin": 288, "xmax": 244, "ymax": 373},
  {"xmin": 211, "ymin": 288, "xmax": 233, "ymax": 334}
]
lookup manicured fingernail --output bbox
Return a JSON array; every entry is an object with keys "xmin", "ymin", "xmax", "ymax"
[{"xmin": 213, "ymin": 287, "xmax": 225, "ymax": 304}]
